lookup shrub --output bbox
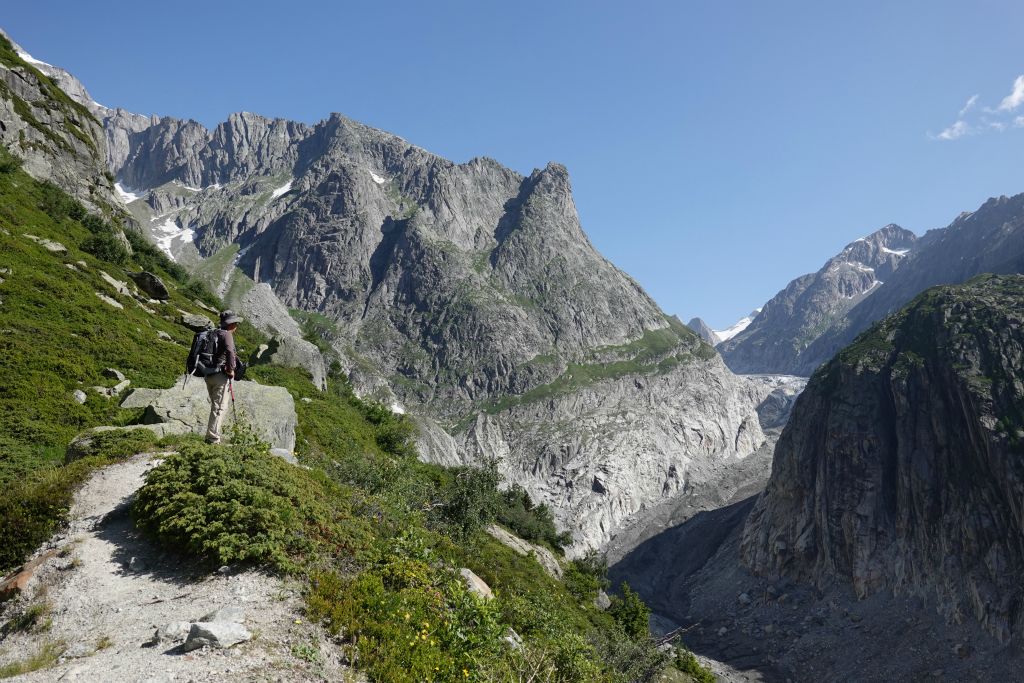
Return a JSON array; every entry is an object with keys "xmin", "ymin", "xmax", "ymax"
[
  {"xmin": 132, "ymin": 437, "xmax": 366, "ymax": 571},
  {"xmin": 496, "ymin": 484, "xmax": 572, "ymax": 551},
  {"xmin": 675, "ymin": 648, "xmax": 716, "ymax": 683},
  {"xmin": 564, "ymin": 551, "xmax": 610, "ymax": 602},
  {"xmin": 609, "ymin": 583, "xmax": 650, "ymax": 641},
  {"xmin": 307, "ymin": 534, "xmax": 507, "ymax": 683},
  {"xmin": 81, "ymin": 233, "xmax": 128, "ymax": 264},
  {"xmin": 440, "ymin": 463, "xmax": 501, "ymax": 540},
  {"xmin": 0, "ymin": 146, "xmax": 21, "ymax": 173}
]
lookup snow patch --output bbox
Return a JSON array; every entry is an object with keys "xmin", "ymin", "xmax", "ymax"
[
  {"xmin": 270, "ymin": 180, "xmax": 293, "ymax": 201},
  {"xmin": 369, "ymin": 171, "xmax": 388, "ymax": 185},
  {"xmin": 151, "ymin": 215, "xmax": 194, "ymax": 259},
  {"xmin": 881, "ymin": 246, "xmax": 910, "ymax": 256},
  {"xmin": 15, "ymin": 48, "xmax": 52, "ymax": 69},
  {"xmin": 850, "ymin": 262, "xmax": 874, "ymax": 272},
  {"xmin": 115, "ymin": 183, "xmax": 146, "ymax": 204},
  {"xmin": 715, "ymin": 309, "xmax": 761, "ymax": 342}
]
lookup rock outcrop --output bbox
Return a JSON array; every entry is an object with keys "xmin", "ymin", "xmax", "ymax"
[
  {"xmin": 685, "ymin": 317, "xmax": 719, "ymax": 345},
  {"xmin": 719, "ymin": 224, "xmax": 917, "ymax": 374},
  {"xmin": 0, "ymin": 32, "xmax": 123, "ymax": 217},
  {"xmin": 741, "ymin": 274, "xmax": 1024, "ymax": 642},
  {"xmin": 120, "ymin": 377, "xmax": 297, "ymax": 451}
]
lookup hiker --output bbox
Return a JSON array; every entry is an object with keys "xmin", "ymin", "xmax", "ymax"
[{"xmin": 205, "ymin": 310, "xmax": 242, "ymax": 444}]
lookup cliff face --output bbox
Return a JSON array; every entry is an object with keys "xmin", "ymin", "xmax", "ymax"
[
  {"xmin": 0, "ymin": 33, "xmax": 120, "ymax": 215},
  {"xmin": 741, "ymin": 274, "xmax": 1024, "ymax": 641}
]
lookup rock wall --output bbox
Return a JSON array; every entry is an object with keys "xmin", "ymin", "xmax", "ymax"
[{"xmin": 741, "ymin": 274, "xmax": 1024, "ymax": 642}]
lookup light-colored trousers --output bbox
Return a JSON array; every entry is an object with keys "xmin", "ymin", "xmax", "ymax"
[{"xmin": 204, "ymin": 372, "xmax": 230, "ymax": 443}]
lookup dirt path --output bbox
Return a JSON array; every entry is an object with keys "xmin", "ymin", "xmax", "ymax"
[{"xmin": 0, "ymin": 454, "xmax": 355, "ymax": 682}]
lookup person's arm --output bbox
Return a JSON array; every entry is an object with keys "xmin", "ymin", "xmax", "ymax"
[{"xmin": 224, "ymin": 331, "xmax": 237, "ymax": 376}]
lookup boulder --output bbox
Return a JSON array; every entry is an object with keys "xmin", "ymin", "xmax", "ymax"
[
  {"xmin": 65, "ymin": 424, "xmax": 191, "ymax": 462},
  {"xmin": 102, "ymin": 368, "xmax": 126, "ymax": 382},
  {"xmin": 120, "ymin": 376, "xmax": 297, "ymax": 451},
  {"xmin": 200, "ymin": 606, "xmax": 246, "ymax": 623},
  {"xmin": 131, "ymin": 271, "xmax": 170, "ymax": 300},
  {"xmin": 72, "ymin": 389, "xmax": 87, "ymax": 404},
  {"xmin": 265, "ymin": 335, "xmax": 328, "ymax": 391},
  {"xmin": 459, "ymin": 568, "xmax": 493, "ymax": 600},
  {"xmin": 153, "ymin": 621, "xmax": 192, "ymax": 644},
  {"xmin": 157, "ymin": 330, "xmax": 172, "ymax": 341},
  {"xmin": 178, "ymin": 311, "xmax": 213, "ymax": 331},
  {"xmin": 181, "ymin": 621, "xmax": 251, "ymax": 651},
  {"xmin": 23, "ymin": 233, "xmax": 66, "ymax": 253},
  {"xmin": 486, "ymin": 525, "xmax": 563, "ymax": 578},
  {"xmin": 269, "ymin": 448, "xmax": 297, "ymax": 465},
  {"xmin": 95, "ymin": 292, "xmax": 123, "ymax": 309},
  {"xmin": 99, "ymin": 270, "xmax": 132, "ymax": 296}
]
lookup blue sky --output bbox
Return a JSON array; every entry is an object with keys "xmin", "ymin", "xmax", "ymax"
[{"xmin": 5, "ymin": 1, "xmax": 1024, "ymax": 327}]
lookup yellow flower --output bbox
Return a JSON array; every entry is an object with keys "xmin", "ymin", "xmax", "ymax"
[{"xmin": 404, "ymin": 613, "xmax": 410, "ymax": 620}]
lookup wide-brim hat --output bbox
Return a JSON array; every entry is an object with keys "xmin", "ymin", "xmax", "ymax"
[{"xmin": 220, "ymin": 310, "xmax": 243, "ymax": 326}]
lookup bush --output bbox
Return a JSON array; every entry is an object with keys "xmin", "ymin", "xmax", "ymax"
[
  {"xmin": 307, "ymin": 533, "xmax": 507, "ymax": 683},
  {"xmin": 0, "ymin": 146, "xmax": 22, "ymax": 173},
  {"xmin": 564, "ymin": 551, "xmax": 610, "ymax": 602},
  {"xmin": 496, "ymin": 484, "xmax": 572, "ymax": 551},
  {"xmin": 36, "ymin": 181, "xmax": 78, "ymax": 220},
  {"xmin": 440, "ymin": 463, "xmax": 501, "ymax": 540},
  {"xmin": 676, "ymin": 648, "xmax": 716, "ymax": 683},
  {"xmin": 609, "ymin": 583, "xmax": 650, "ymax": 641},
  {"xmin": 132, "ymin": 435, "xmax": 366, "ymax": 571},
  {"xmin": 81, "ymin": 233, "xmax": 128, "ymax": 264}
]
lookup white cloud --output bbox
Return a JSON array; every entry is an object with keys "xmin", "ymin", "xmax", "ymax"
[
  {"xmin": 959, "ymin": 94, "xmax": 979, "ymax": 117},
  {"xmin": 997, "ymin": 75, "xmax": 1024, "ymax": 112},
  {"xmin": 935, "ymin": 120, "xmax": 971, "ymax": 140},
  {"xmin": 931, "ymin": 75, "xmax": 1024, "ymax": 141}
]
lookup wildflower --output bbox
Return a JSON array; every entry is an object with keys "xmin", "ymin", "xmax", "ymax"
[{"xmin": 404, "ymin": 613, "xmax": 410, "ymax": 620}]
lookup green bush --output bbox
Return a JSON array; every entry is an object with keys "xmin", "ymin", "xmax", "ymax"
[
  {"xmin": 609, "ymin": 583, "xmax": 650, "ymax": 641},
  {"xmin": 307, "ymin": 532, "xmax": 507, "ymax": 683},
  {"xmin": 440, "ymin": 463, "xmax": 501, "ymax": 540},
  {"xmin": 132, "ymin": 435, "xmax": 368, "ymax": 571},
  {"xmin": 0, "ymin": 146, "xmax": 21, "ymax": 174},
  {"xmin": 675, "ymin": 648, "xmax": 716, "ymax": 683},
  {"xmin": 81, "ymin": 233, "xmax": 129, "ymax": 264},
  {"xmin": 564, "ymin": 551, "xmax": 610, "ymax": 602},
  {"xmin": 496, "ymin": 484, "xmax": 572, "ymax": 551}
]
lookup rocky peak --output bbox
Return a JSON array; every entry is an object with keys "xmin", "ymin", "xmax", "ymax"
[
  {"xmin": 686, "ymin": 317, "xmax": 720, "ymax": 345},
  {"xmin": 717, "ymin": 224, "xmax": 918, "ymax": 375},
  {"xmin": 741, "ymin": 274, "xmax": 1024, "ymax": 642}
]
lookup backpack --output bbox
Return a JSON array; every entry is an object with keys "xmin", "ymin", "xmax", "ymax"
[{"xmin": 186, "ymin": 329, "xmax": 222, "ymax": 377}]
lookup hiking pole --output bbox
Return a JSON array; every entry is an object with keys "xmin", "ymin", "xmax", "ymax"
[{"xmin": 229, "ymin": 378, "xmax": 238, "ymax": 425}]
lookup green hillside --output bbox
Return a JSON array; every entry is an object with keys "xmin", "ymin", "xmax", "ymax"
[{"xmin": 0, "ymin": 147, "xmax": 711, "ymax": 682}]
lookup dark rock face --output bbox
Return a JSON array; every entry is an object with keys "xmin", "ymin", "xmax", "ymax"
[
  {"xmin": 719, "ymin": 224, "xmax": 917, "ymax": 375},
  {"xmin": 741, "ymin": 274, "xmax": 1024, "ymax": 642}
]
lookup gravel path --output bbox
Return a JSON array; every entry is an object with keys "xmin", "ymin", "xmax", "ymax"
[{"xmin": 0, "ymin": 454, "xmax": 356, "ymax": 682}]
